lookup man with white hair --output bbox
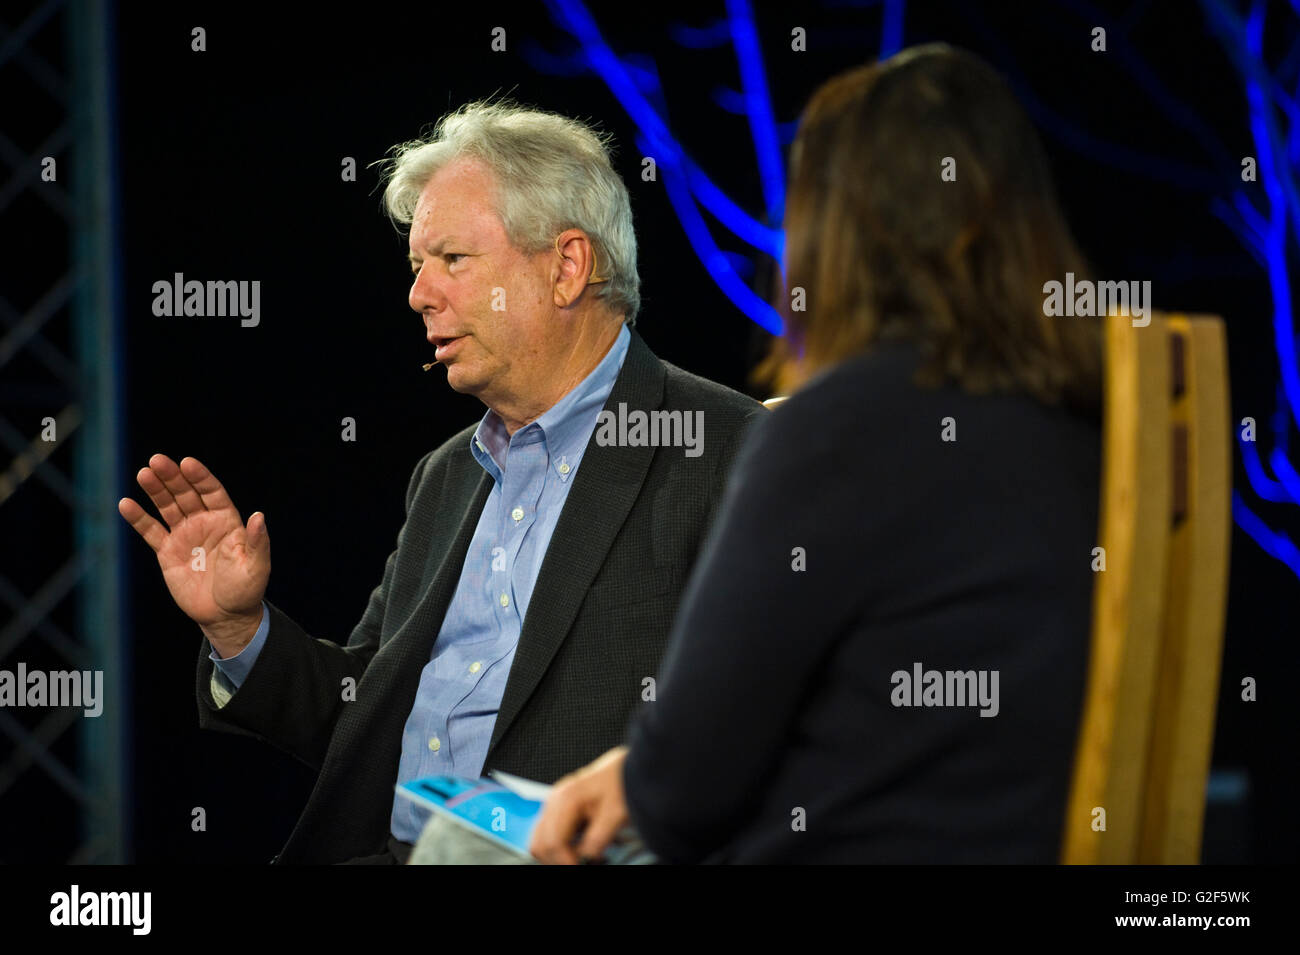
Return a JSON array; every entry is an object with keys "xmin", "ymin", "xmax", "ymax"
[{"xmin": 118, "ymin": 100, "xmax": 765, "ymax": 864}]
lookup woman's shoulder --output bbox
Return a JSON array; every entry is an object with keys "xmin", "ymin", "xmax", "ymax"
[
  {"xmin": 784, "ymin": 341, "xmax": 925, "ymax": 406},
  {"xmin": 761, "ymin": 341, "xmax": 928, "ymax": 441},
  {"xmin": 771, "ymin": 340, "xmax": 1098, "ymax": 431},
  {"xmin": 760, "ymin": 340, "xmax": 1099, "ymax": 472}
]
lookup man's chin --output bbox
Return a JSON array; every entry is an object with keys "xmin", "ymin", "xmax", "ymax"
[{"xmin": 443, "ymin": 362, "xmax": 483, "ymax": 396}]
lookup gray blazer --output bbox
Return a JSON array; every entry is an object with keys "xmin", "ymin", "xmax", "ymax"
[{"xmin": 194, "ymin": 329, "xmax": 765, "ymax": 863}]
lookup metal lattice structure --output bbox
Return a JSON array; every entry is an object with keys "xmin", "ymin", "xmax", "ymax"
[{"xmin": 0, "ymin": 0, "xmax": 126, "ymax": 863}]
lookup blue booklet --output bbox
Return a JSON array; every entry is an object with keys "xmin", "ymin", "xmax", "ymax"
[
  {"xmin": 396, "ymin": 772, "xmax": 655, "ymax": 864},
  {"xmin": 398, "ymin": 775, "xmax": 543, "ymax": 856}
]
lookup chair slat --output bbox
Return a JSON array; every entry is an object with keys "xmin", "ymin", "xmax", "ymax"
[
  {"xmin": 1062, "ymin": 316, "xmax": 1172, "ymax": 864},
  {"xmin": 1138, "ymin": 315, "xmax": 1232, "ymax": 863}
]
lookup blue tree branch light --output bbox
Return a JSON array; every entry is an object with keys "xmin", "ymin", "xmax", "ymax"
[
  {"xmin": 1200, "ymin": 0, "xmax": 1300, "ymax": 580},
  {"xmin": 532, "ymin": 0, "xmax": 910, "ymax": 333},
  {"xmin": 527, "ymin": 1, "xmax": 1300, "ymax": 580}
]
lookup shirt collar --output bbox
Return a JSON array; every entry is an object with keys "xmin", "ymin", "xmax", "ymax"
[{"xmin": 469, "ymin": 323, "xmax": 631, "ymax": 485}]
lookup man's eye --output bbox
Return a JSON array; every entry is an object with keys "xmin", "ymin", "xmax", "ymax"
[{"xmin": 410, "ymin": 254, "xmax": 464, "ymax": 275}]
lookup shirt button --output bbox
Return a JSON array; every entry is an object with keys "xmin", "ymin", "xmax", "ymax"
[
  {"xmin": 428, "ymin": 736, "xmax": 440, "ymax": 752},
  {"xmin": 469, "ymin": 661, "xmax": 482, "ymax": 674},
  {"xmin": 559, "ymin": 462, "xmax": 571, "ymax": 475},
  {"xmin": 511, "ymin": 506, "xmax": 524, "ymax": 522},
  {"xmin": 499, "ymin": 593, "xmax": 509, "ymax": 608}
]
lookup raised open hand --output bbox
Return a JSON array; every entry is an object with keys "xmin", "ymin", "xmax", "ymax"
[{"xmin": 118, "ymin": 454, "xmax": 269, "ymax": 651}]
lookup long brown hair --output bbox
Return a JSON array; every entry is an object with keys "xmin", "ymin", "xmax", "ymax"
[{"xmin": 759, "ymin": 44, "xmax": 1101, "ymax": 412}]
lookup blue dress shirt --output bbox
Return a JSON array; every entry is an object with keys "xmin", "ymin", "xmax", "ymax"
[{"xmin": 209, "ymin": 324, "xmax": 631, "ymax": 845}]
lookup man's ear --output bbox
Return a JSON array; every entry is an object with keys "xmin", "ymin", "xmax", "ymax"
[{"xmin": 553, "ymin": 230, "xmax": 596, "ymax": 308}]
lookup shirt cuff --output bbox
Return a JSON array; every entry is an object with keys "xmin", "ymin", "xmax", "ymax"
[{"xmin": 208, "ymin": 602, "xmax": 270, "ymax": 690}]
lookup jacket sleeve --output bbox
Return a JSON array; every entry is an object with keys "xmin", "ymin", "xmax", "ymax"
[
  {"xmin": 194, "ymin": 448, "xmax": 436, "ymax": 769},
  {"xmin": 622, "ymin": 399, "xmax": 863, "ymax": 862}
]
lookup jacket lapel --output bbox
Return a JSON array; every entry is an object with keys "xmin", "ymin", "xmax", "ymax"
[
  {"xmin": 485, "ymin": 329, "xmax": 666, "ymax": 758},
  {"xmin": 283, "ymin": 446, "xmax": 490, "ymax": 861},
  {"xmin": 392, "ymin": 456, "xmax": 492, "ymax": 668}
]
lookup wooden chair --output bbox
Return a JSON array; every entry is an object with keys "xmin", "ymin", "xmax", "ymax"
[{"xmin": 1061, "ymin": 312, "xmax": 1232, "ymax": 863}]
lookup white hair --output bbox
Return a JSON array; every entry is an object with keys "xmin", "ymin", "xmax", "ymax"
[{"xmin": 374, "ymin": 99, "xmax": 641, "ymax": 324}]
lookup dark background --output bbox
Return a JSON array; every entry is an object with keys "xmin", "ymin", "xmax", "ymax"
[{"xmin": 4, "ymin": 0, "xmax": 1296, "ymax": 863}]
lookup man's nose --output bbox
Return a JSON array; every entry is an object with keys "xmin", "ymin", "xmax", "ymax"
[{"xmin": 409, "ymin": 265, "xmax": 448, "ymax": 315}]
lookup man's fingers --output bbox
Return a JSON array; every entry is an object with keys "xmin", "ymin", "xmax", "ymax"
[
  {"xmin": 118, "ymin": 497, "xmax": 168, "ymax": 552},
  {"xmin": 149, "ymin": 453, "xmax": 206, "ymax": 516},
  {"xmin": 179, "ymin": 456, "xmax": 236, "ymax": 512},
  {"xmin": 136, "ymin": 465, "xmax": 184, "ymax": 528},
  {"xmin": 243, "ymin": 512, "xmax": 270, "ymax": 559}
]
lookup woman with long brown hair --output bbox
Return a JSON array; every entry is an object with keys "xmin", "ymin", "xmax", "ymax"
[{"xmin": 531, "ymin": 43, "xmax": 1104, "ymax": 864}]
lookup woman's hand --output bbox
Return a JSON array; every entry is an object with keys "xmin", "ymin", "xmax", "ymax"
[{"xmin": 529, "ymin": 745, "xmax": 630, "ymax": 864}]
